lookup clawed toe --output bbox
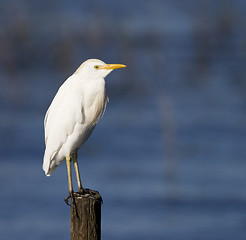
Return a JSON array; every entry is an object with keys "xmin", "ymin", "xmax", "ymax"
[
  {"xmin": 64, "ymin": 191, "xmax": 76, "ymax": 206},
  {"xmin": 64, "ymin": 193, "xmax": 72, "ymax": 206},
  {"xmin": 64, "ymin": 191, "xmax": 79, "ymax": 217}
]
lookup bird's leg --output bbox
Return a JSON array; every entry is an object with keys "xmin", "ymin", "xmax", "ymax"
[
  {"xmin": 64, "ymin": 154, "xmax": 75, "ymax": 205},
  {"xmin": 72, "ymin": 151, "xmax": 84, "ymax": 193},
  {"xmin": 64, "ymin": 154, "xmax": 79, "ymax": 217},
  {"xmin": 66, "ymin": 154, "xmax": 73, "ymax": 194}
]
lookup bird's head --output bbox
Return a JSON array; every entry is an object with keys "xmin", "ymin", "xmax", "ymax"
[{"xmin": 75, "ymin": 59, "xmax": 126, "ymax": 79}]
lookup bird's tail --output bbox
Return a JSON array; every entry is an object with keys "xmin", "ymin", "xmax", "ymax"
[
  {"xmin": 43, "ymin": 150, "xmax": 59, "ymax": 176},
  {"xmin": 43, "ymin": 150, "xmax": 51, "ymax": 176}
]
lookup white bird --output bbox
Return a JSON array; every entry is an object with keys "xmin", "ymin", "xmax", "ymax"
[{"xmin": 43, "ymin": 59, "xmax": 126, "ymax": 199}]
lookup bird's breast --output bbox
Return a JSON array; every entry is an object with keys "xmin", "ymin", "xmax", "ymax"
[{"xmin": 83, "ymin": 81, "xmax": 107, "ymax": 126}]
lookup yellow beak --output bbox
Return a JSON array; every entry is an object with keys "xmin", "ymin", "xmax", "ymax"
[{"xmin": 99, "ymin": 64, "xmax": 126, "ymax": 70}]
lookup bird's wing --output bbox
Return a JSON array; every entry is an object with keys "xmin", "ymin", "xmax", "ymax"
[
  {"xmin": 43, "ymin": 75, "xmax": 108, "ymax": 176},
  {"xmin": 44, "ymin": 76, "xmax": 84, "ymax": 158},
  {"xmin": 44, "ymin": 107, "xmax": 50, "ymax": 145}
]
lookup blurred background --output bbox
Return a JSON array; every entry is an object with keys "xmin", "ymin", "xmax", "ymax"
[{"xmin": 0, "ymin": 0, "xmax": 246, "ymax": 239}]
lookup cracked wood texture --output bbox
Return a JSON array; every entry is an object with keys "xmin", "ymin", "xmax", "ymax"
[{"xmin": 70, "ymin": 190, "xmax": 102, "ymax": 240}]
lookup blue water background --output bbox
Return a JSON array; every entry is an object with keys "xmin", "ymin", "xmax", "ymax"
[{"xmin": 0, "ymin": 0, "xmax": 246, "ymax": 239}]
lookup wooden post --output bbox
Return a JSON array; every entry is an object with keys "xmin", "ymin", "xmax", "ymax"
[{"xmin": 70, "ymin": 189, "xmax": 102, "ymax": 240}]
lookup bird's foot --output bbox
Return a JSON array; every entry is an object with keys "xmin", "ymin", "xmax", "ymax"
[
  {"xmin": 64, "ymin": 189, "xmax": 85, "ymax": 205},
  {"xmin": 64, "ymin": 192, "xmax": 73, "ymax": 206},
  {"xmin": 76, "ymin": 188, "xmax": 103, "ymax": 203},
  {"xmin": 77, "ymin": 187, "xmax": 85, "ymax": 194},
  {"xmin": 64, "ymin": 191, "xmax": 79, "ymax": 217}
]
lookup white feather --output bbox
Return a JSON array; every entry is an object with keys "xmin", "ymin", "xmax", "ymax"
[{"xmin": 43, "ymin": 59, "xmax": 110, "ymax": 176}]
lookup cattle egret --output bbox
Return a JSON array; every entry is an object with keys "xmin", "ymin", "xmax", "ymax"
[{"xmin": 43, "ymin": 59, "xmax": 126, "ymax": 200}]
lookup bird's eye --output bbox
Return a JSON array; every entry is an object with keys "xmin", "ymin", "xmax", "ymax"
[{"xmin": 94, "ymin": 65, "xmax": 99, "ymax": 69}]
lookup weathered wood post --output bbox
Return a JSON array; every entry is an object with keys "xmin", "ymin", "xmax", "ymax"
[{"xmin": 70, "ymin": 189, "xmax": 102, "ymax": 240}]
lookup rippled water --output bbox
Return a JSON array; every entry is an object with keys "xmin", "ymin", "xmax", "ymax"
[
  {"xmin": 1, "ymin": 1, "xmax": 246, "ymax": 239},
  {"xmin": 1, "ymin": 80, "xmax": 246, "ymax": 240}
]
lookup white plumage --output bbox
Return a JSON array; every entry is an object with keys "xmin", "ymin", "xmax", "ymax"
[{"xmin": 42, "ymin": 59, "xmax": 126, "ymax": 195}]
